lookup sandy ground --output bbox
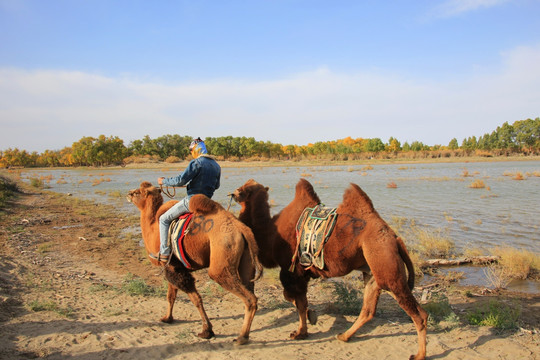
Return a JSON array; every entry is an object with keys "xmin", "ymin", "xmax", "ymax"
[{"xmin": 0, "ymin": 187, "xmax": 539, "ymax": 360}]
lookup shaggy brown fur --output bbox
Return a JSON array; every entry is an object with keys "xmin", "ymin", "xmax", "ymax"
[
  {"xmin": 127, "ymin": 182, "xmax": 263, "ymax": 345},
  {"xmin": 233, "ymin": 178, "xmax": 428, "ymax": 359}
]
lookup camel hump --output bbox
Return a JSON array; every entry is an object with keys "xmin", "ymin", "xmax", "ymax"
[
  {"xmin": 295, "ymin": 178, "xmax": 321, "ymax": 203},
  {"xmin": 338, "ymin": 183, "xmax": 376, "ymax": 216},
  {"xmin": 189, "ymin": 194, "xmax": 221, "ymax": 214}
]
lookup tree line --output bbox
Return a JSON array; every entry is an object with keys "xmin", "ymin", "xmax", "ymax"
[{"xmin": 1, "ymin": 118, "xmax": 538, "ymax": 168}]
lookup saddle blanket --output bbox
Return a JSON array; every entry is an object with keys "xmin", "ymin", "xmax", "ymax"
[
  {"xmin": 169, "ymin": 213, "xmax": 193, "ymax": 269},
  {"xmin": 290, "ymin": 205, "xmax": 338, "ymax": 271}
]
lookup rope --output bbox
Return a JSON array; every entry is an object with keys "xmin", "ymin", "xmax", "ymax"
[
  {"xmin": 226, "ymin": 193, "xmax": 234, "ymax": 211},
  {"xmin": 160, "ymin": 184, "xmax": 176, "ymax": 199}
]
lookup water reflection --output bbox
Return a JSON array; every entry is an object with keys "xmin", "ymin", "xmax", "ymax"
[{"xmin": 432, "ymin": 266, "xmax": 540, "ymax": 294}]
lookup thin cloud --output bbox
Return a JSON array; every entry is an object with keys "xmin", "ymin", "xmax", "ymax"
[
  {"xmin": 431, "ymin": 0, "xmax": 510, "ymax": 18},
  {"xmin": 1, "ymin": 44, "xmax": 539, "ymax": 152}
]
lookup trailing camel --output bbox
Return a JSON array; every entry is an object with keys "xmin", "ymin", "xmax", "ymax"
[
  {"xmin": 127, "ymin": 181, "xmax": 263, "ymax": 345},
  {"xmin": 232, "ymin": 178, "xmax": 428, "ymax": 360}
]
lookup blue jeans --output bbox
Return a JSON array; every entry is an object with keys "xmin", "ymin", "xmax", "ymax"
[{"xmin": 159, "ymin": 196, "xmax": 191, "ymax": 255}]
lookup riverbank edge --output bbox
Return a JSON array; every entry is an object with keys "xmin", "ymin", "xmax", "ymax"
[{"xmin": 7, "ymin": 154, "xmax": 540, "ymax": 171}]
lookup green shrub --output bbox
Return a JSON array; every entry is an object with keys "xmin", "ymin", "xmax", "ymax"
[
  {"xmin": 29, "ymin": 177, "xmax": 45, "ymax": 188},
  {"xmin": 331, "ymin": 280, "xmax": 362, "ymax": 315},
  {"xmin": 0, "ymin": 174, "xmax": 18, "ymax": 208},
  {"xmin": 28, "ymin": 300, "xmax": 74, "ymax": 317},
  {"xmin": 423, "ymin": 292, "xmax": 457, "ymax": 326},
  {"xmin": 467, "ymin": 299, "xmax": 521, "ymax": 330},
  {"xmin": 120, "ymin": 273, "xmax": 166, "ymax": 297}
]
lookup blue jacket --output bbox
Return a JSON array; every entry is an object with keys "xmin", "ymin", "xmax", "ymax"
[{"xmin": 162, "ymin": 155, "xmax": 221, "ymax": 198}]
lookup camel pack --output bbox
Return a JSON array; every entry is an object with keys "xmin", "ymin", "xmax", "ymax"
[
  {"xmin": 290, "ymin": 205, "xmax": 338, "ymax": 271},
  {"xmin": 168, "ymin": 213, "xmax": 194, "ymax": 269}
]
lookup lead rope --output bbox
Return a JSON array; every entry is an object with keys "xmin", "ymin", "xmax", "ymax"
[
  {"xmin": 160, "ymin": 184, "xmax": 176, "ymax": 199},
  {"xmin": 226, "ymin": 193, "xmax": 234, "ymax": 211}
]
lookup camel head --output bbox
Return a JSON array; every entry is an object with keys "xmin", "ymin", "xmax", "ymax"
[
  {"xmin": 231, "ymin": 179, "xmax": 269, "ymax": 205},
  {"xmin": 126, "ymin": 181, "xmax": 163, "ymax": 212}
]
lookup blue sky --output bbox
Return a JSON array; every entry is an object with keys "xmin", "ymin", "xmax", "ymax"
[{"xmin": 1, "ymin": 0, "xmax": 539, "ymax": 152}]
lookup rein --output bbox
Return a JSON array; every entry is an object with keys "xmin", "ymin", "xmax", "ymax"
[
  {"xmin": 160, "ymin": 184, "xmax": 236, "ymax": 212},
  {"xmin": 226, "ymin": 193, "xmax": 234, "ymax": 211},
  {"xmin": 160, "ymin": 184, "xmax": 176, "ymax": 199}
]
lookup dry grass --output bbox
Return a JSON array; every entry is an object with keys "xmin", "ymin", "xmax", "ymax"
[
  {"xmin": 165, "ymin": 156, "xmax": 181, "ymax": 163},
  {"xmin": 483, "ymin": 264, "xmax": 513, "ymax": 289},
  {"xmin": 490, "ymin": 247, "xmax": 540, "ymax": 280},
  {"xmin": 91, "ymin": 177, "xmax": 111, "ymax": 186},
  {"xmin": 416, "ymin": 230, "xmax": 455, "ymax": 258},
  {"xmin": 463, "ymin": 247, "xmax": 485, "ymax": 257},
  {"xmin": 394, "ymin": 221, "xmax": 455, "ymax": 259},
  {"xmin": 513, "ymin": 172, "xmax": 525, "ymax": 180},
  {"xmin": 503, "ymin": 171, "xmax": 527, "ymax": 180},
  {"xmin": 469, "ymin": 179, "xmax": 486, "ymax": 188},
  {"xmin": 474, "ymin": 150, "xmax": 493, "ymax": 157}
]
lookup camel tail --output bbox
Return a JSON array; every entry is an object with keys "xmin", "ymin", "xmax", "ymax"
[
  {"xmin": 238, "ymin": 222, "xmax": 263, "ymax": 282},
  {"xmin": 397, "ymin": 236, "xmax": 415, "ymax": 290}
]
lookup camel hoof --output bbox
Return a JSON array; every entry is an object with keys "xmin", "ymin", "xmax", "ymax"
[
  {"xmin": 336, "ymin": 333, "xmax": 349, "ymax": 342},
  {"xmin": 289, "ymin": 331, "xmax": 308, "ymax": 340},
  {"xmin": 160, "ymin": 316, "xmax": 173, "ymax": 324},
  {"xmin": 409, "ymin": 355, "xmax": 425, "ymax": 360},
  {"xmin": 307, "ymin": 309, "xmax": 318, "ymax": 325},
  {"xmin": 198, "ymin": 329, "xmax": 215, "ymax": 339},
  {"xmin": 234, "ymin": 336, "xmax": 249, "ymax": 346}
]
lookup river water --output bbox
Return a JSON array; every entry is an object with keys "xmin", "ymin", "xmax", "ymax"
[{"xmin": 20, "ymin": 160, "xmax": 540, "ymax": 292}]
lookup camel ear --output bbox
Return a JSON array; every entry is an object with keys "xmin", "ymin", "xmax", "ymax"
[
  {"xmin": 140, "ymin": 181, "xmax": 152, "ymax": 189},
  {"xmin": 265, "ymin": 186, "xmax": 269, "ymax": 192}
]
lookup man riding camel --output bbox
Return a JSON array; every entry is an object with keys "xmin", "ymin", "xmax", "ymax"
[{"xmin": 150, "ymin": 137, "xmax": 221, "ymax": 264}]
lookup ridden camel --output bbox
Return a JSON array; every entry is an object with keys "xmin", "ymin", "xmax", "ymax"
[
  {"xmin": 127, "ymin": 181, "xmax": 263, "ymax": 345},
  {"xmin": 232, "ymin": 178, "xmax": 428, "ymax": 360}
]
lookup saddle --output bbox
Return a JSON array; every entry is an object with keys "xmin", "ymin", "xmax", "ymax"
[
  {"xmin": 290, "ymin": 205, "xmax": 338, "ymax": 272},
  {"xmin": 168, "ymin": 213, "xmax": 194, "ymax": 269}
]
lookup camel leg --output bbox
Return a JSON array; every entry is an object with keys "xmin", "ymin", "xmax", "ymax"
[
  {"xmin": 164, "ymin": 267, "xmax": 214, "ymax": 339},
  {"xmin": 336, "ymin": 273, "xmax": 381, "ymax": 342},
  {"xmin": 280, "ymin": 269, "xmax": 310, "ymax": 340},
  {"xmin": 186, "ymin": 290, "xmax": 215, "ymax": 339},
  {"xmin": 238, "ymin": 249, "xmax": 256, "ymax": 293},
  {"xmin": 208, "ymin": 266, "xmax": 258, "ymax": 345},
  {"xmin": 392, "ymin": 288, "xmax": 428, "ymax": 360},
  {"xmin": 160, "ymin": 282, "xmax": 178, "ymax": 323}
]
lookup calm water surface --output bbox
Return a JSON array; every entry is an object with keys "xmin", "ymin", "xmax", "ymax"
[{"xmin": 21, "ymin": 161, "xmax": 540, "ymax": 291}]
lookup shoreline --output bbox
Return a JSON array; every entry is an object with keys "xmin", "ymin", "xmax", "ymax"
[{"xmin": 9, "ymin": 154, "xmax": 540, "ymax": 171}]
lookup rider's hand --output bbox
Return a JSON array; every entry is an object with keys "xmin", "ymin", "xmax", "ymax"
[{"xmin": 157, "ymin": 177, "xmax": 165, "ymax": 185}]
